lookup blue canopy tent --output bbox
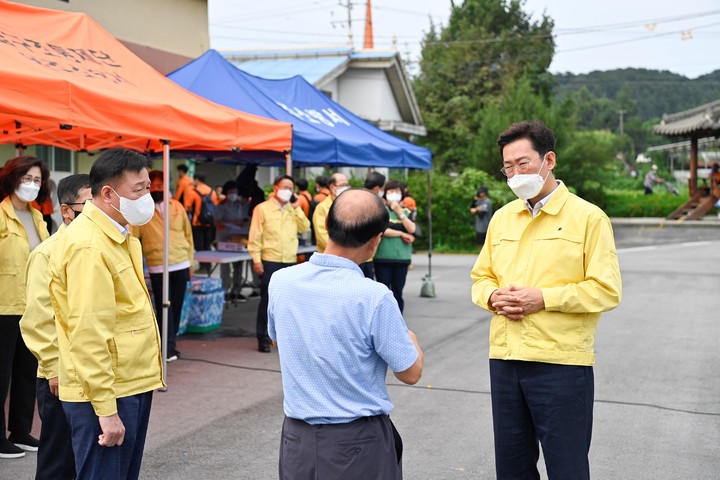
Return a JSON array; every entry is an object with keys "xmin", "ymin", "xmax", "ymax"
[
  {"xmin": 168, "ymin": 49, "xmax": 436, "ymax": 296},
  {"xmin": 166, "ymin": 49, "xmax": 431, "ymax": 170}
]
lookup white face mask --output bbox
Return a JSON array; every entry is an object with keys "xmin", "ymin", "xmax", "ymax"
[
  {"xmin": 335, "ymin": 186, "xmax": 350, "ymax": 197},
  {"xmin": 15, "ymin": 181, "xmax": 40, "ymax": 203},
  {"xmin": 386, "ymin": 192, "xmax": 402, "ymax": 203},
  {"xmin": 377, "ymin": 190, "xmax": 384, "ymax": 198},
  {"xmin": 276, "ymin": 188, "xmax": 293, "ymax": 203},
  {"xmin": 109, "ymin": 188, "xmax": 155, "ymax": 226},
  {"xmin": 507, "ymin": 156, "xmax": 550, "ymax": 201},
  {"xmin": 227, "ymin": 193, "xmax": 239, "ymax": 202}
]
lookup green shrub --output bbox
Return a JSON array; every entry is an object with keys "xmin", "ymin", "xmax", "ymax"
[{"xmin": 604, "ymin": 189, "xmax": 687, "ymax": 217}]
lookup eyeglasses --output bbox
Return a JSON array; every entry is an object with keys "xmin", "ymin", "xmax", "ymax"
[
  {"xmin": 500, "ymin": 154, "xmax": 544, "ymax": 177},
  {"xmin": 21, "ymin": 174, "xmax": 42, "ymax": 186}
]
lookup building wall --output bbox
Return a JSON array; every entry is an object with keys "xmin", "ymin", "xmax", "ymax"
[
  {"xmin": 336, "ymin": 68, "xmax": 402, "ymax": 123},
  {"xmin": 15, "ymin": 0, "xmax": 209, "ymax": 59}
]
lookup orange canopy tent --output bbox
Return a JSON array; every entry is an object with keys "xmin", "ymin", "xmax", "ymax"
[
  {"xmin": 0, "ymin": 0, "xmax": 293, "ymax": 378},
  {"xmin": 0, "ymin": 0, "xmax": 291, "ymax": 153}
]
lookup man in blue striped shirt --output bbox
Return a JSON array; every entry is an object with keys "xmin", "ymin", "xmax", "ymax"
[{"xmin": 269, "ymin": 189, "xmax": 423, "ymax": 480}]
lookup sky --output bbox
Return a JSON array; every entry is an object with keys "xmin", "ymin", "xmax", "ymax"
[{"xmin": 208, "ymin": 0, "xmax": 720, "ymax": 79}]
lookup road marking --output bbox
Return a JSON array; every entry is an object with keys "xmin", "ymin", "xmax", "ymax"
[
  {"xmin": 680, "ymin": 241, "xmax": 713, "ymax": 248},
  {"xmin": 618, "ymin": 246, "xmax": 657, "ymax": 253}
]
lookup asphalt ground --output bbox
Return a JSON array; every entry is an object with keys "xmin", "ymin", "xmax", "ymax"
[{"xmin": 3, "ymin": 218, "xmax": 720, "ymax": 479}]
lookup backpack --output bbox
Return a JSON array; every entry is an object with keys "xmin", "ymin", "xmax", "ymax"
[
  {"xmin": 195, "ymin": 189, "xmax": 215, "ymax": 225},
  {"xmin": 302, "ymin": 191, "xmax": 319, "ymax": 243}
]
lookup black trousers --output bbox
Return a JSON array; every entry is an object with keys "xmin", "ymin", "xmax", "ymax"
[
  {"xmin": 149, "ymin": 267, "xmax": 190, "ymax": 355},
  {"xmin": 36, "ymin": 378, "xmax": 76, "ymax": 480},
  {"xmin": 256, "ymin": 261, "xmax": 294, "ymax": 342},
  {"xmin": 279, "ymin": 415, "xmax": 403, "ymax": 480},
  {"xmin": 0, "ymin": 314, "xmax": 37, "ymax": 439},
  {"xmin": 374, "ymin": 262, "xmax": 409, "ymax": 313},
  {"xmin": 192, "ymin": 225, "xmax": 213, "ymax": 271},
  {"xmin": 358, "ymin": 261, "xmax": 375, "ymax": 280}
]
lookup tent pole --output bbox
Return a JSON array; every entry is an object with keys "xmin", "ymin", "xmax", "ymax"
[
  {"xmin": 285, "ymin": 150, "xmax": 292, "ymax": 174},
  {"xmin": 420, "ymin": 169, "xmax": 435, "ymax": 297},
  {"xmin": 160, "ymin": 141, "xmax": 171, "ymax": 391}
]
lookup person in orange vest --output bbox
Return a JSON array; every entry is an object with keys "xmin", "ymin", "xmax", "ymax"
[
  {"xmin": 189, "ymin": 173, "xmax": 219, "ymax": 273},
  {"xmin": 174, "ymin": 164, "xmax": 194, "ymax": 215},
  {"xmin": 31, "ymin": 192, "xmax": 54, "ymax": 234}
]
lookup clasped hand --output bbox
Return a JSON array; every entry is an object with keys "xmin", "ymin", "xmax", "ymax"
[{"xmin": 490, "ymin": 285, "xmax": 545, "ymax": 320}]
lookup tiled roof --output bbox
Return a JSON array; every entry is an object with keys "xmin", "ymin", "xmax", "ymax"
[{"xmin": 654, "ymin": 99, "xmax": 720, "ymax": 137}]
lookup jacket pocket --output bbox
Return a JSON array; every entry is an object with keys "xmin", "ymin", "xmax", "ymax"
[
  {"xmin": 0, "ymin": 269, "xmax": 20, "ymax": 308},
  {"xmin": 109, "ymin": 323, "xmax": 158, "ymax": 382}
]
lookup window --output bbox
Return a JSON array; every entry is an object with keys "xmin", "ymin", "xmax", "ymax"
[{"xmin": 36, "ymin": 146, "xmax": 74, "ymax": 172}]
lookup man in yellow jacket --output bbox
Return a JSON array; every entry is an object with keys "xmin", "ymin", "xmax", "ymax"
[
  {"xmin": 20, "ymin": 174, "xmax": 91, "ymax": 479},
  {"xmin": 49, "ymin": 149, "xmax": 164, "ymax": 480},
  {"xmin": 312, "ymin": 172, "xmax": 349, "ymax": 253},
  {"xmin": 131, "ymin": 170, "xmax": 194, "ymax": 362},
  {"xmin": 471, "ymin": 121, "xmax": 621, "ymax": 480},
  {"xmin": 248, "ymin": 175, "xmax": 310, "ymax": 353}
]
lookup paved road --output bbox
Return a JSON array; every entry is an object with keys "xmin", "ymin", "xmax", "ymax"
[{"xmin": 4, "ymin": 223, "xmax": 719, "ymax": 479}]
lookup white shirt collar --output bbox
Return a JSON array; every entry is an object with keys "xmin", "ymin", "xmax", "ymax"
[
  {"xmin": 96, "ymin": 205, "xmax": 129, "ymax": 237},
  {"xmin": 525, "ymin": 180, "xmax": 561, "ymax": 218}
]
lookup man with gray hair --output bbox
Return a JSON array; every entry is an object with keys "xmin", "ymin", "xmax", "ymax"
[
  {"xmin": 20, "ymin": 174, "xmax": 91, "ymax": 478},
  {"xmin": 269, "ymin": 189, "xmax": 423, "ymax": 479}
]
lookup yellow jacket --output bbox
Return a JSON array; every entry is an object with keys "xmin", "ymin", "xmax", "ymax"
[
  {"xmin": 248, "ymin": 199, "xmax": 310, "ymax": 264},
  {"xmin": 312, "ymin": 195, "xmax": 333, "ymax": 253},
  {"xmin": 471, "ymin": 182, "xmax": 621, "ymax": 366},
  {"xmin": 49, "ymin": 201, "xmax": 164, "ymax": 416},
  {"xmin": 0, "ymin": 196, "xmax": 49, "ymax": 315},
  {"xmin": 20, "ymin": 224, "xmax": 66, "ymax": 379},
  {"xmin": 130, "ymin": 199, "xmax": 194, "ymax": 267}
]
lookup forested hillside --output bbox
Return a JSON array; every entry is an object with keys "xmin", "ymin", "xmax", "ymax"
[{"xmin": 553, "ymin": 68, "xmax": 720, "ymax": 121}]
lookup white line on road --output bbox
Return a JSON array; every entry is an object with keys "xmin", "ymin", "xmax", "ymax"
[
  {"xmin": 618, "ymin": 246, "xmax": 657, "ymax": 253},
  {"xmin": 680, "ymin": 241, "xmax": 713, "ymax": 248}
]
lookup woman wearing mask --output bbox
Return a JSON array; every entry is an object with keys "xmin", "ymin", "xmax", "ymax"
[
  {"xmin": 0, "ymin": 156, "xmax": 51, "ymax": 458},
  {"xmin": 131, "ymin": 170, "xmax": 194, "ymax": 362},
  {"xmin": 374, "ymin": 180, "xmax": 416, "ymax": 313}
]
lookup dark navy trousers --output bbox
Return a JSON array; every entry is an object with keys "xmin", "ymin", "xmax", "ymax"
[
  {"xmin": 489, "ymin": 359, "xmax": 594, "ymax": 480},
  {"xmin": 62, "ymin": 391, "xmax": 153, "ymax": 480}
]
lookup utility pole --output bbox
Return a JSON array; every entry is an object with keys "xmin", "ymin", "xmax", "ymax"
[{"xmin": 618, "ymin": 109, "xmax": 626, "ymax": 136}]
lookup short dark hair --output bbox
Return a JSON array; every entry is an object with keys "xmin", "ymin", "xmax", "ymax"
[
  {"xmin": 497, "ymin": 120, "xmax": 555, "ymax": 157},
  {"xmin": 89, "ymin": 149, "xmax": 148, "ymax": 196},
  {"xmin": 315, "ymin": 175, "xmax": 329, "ymax": 188},
  {"xmin": 296, "ymin": 178, "xmax": 309, "ymax": 191},
  {"xmin": 273, "ymin": 174, "xmax": 294, "ymax": 186},
  {"xmin": 327, "ymin": 190, "xmax": 389, "ymax": 248},
  {"xmin": 0, "ymin": 156, "xmax": 51, "ymax": 202},
  {"xmin": 57, "ymin": 174, "xmax": 91, "ymax": 205},
  {"xmin": 382, "ymin": 180, "xmax": 405, "ymax": 200},
  {"xmin": 177, "ymin": 164, "xmax": 188, "ymax": 173},
  {"xmin": 222, "ymin": 180, "xmax": 239, "ymax": 194},
  {"xmin": 477, "ymin": 185, "xmax": 488, "ymax": 196},
  {"xmin": 148, "ymin": 170, "xmax": 163, "ymax": 183},
  {"xmin": 364, "ymin": 171, "xmax": 386, "ymax": 190},
  {"xmin": 194, "ymin": 172, "xmax": 206, "ymax": 183}
]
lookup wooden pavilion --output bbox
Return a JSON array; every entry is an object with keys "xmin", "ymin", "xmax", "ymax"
[{"xmin": 653, "ymin": 99, "xmax": 720, "ymax": 220}]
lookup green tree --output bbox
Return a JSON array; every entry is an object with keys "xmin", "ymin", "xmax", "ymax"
[{"xmin": 414, "ymin": 0, "xmax": 555, "ymax": 172}]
